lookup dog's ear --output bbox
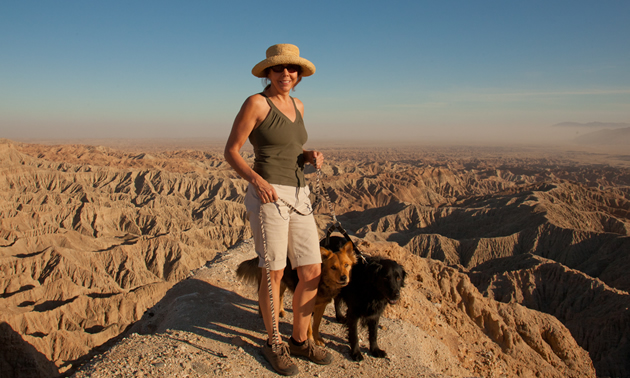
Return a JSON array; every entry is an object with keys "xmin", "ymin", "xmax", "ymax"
[
  {"xmin": 368, "ymin": 261, "xmax": 382, "ymax": 275},
  {"xmin": 341, "ymin": 241, "xmax": 357, "ymax": 264},
  {"xmin": 320, "ymin": 246, "xmax": 333, "ymax": 261}
]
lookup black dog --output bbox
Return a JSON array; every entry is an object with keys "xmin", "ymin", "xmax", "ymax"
[{"xmin": 334, "ymin": 255, "xmax": 406, "ymax": 361}]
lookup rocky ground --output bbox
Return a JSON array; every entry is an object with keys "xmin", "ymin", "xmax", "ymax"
[
  {"xmin": 71, "ymin": 239, "xmax": 469, "ymax": 378},
  {"xmin": 72, "ymin": 238, "xmax": 594, "ymax": 378}
]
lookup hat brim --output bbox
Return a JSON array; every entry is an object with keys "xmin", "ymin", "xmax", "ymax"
[{"xmin": 252, "ymin": 56, "xmax": 316, "ymax": 78}]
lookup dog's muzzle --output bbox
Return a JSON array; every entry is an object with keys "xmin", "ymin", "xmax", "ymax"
[{"xmin": 388, "ymin": 293, "xmax": 401, "ymax": 305}]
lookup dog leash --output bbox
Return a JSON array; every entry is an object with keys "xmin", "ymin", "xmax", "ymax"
[
  {"xmin": 277, "ymin": 169, "xmax": 367, "ymax": 261},
  {"xmin": 323, "ymin": 222, "xmax": 367, "ymax": 264},
  {"xmin": 258, "ymin": 170, "xmax": 326, "ymax": 352},
  {"xmin": 260, "ymin": 166, "xmax": 371, "ymax": 352},
  {"xmin": 259, "ymin": 205, "xmax": 283, "ymax": 353},
  {"xmin": 313, "ymin": 169, "xmax": 367, "ymax": 263},
  {"xmin": 275, "ymin": 169, "xmax": 324, "ymax": 216}
]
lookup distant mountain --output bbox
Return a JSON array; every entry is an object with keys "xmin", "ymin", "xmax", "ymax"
[
  {"xmin": 553, "ymin": 121, "xmax": 630, "ymax": 128},
  {"xmin": 574, "ymin": 126, "xmax": 630, "ymax": 146}
]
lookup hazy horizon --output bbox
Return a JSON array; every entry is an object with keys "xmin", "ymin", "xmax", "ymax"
[{"xmin": 2, "ymin": 1, "xmax": 629, "ymax": 145}]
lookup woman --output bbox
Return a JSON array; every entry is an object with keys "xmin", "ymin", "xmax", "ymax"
[{"xmin": 224, "ymin": 44, "xmax": 331, "ymax": 376}]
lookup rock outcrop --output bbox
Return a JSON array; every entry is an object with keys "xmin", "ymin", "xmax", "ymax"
[{"xmin": 470, "ymin": 254, "xmax": 630, "ymax": 377}]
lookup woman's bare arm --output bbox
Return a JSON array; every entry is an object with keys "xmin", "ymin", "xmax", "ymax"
[{"xmin": 224, "ymin": 95, "xmax": 278, "ymax": 203}]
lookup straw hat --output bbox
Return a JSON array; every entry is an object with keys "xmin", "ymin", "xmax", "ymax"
[{"xmin": 251, "ymin": 44, "xmax": 316, "ymax": 78}]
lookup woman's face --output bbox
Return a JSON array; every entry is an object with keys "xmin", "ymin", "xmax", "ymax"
[{"xmin": 267, "ymin": 65, "xmax": 301, "ymax": 93}]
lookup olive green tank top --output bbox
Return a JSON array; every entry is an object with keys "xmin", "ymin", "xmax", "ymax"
[{"xmin": 249, "ymin": 93, "xmax": 307, "ymax": 187}]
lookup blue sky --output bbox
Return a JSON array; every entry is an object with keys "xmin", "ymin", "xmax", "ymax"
[{"xmin": 1, "ymin": 1, "xmax": 629, "ymax": 144}]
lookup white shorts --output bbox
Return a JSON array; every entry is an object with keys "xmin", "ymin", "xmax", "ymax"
[{"xmin": 245, "ymin": 183, "xmax": 321, "ymax": 271}]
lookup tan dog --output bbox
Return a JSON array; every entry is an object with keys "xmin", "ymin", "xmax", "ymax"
[{"xmin": 236, "ymin": 241, "xmax": 357, "ymax": 345}]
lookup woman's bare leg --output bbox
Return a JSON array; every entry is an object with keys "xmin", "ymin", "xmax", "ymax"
[{"xmin": 291, "ymin": 263, "xmax": 321, "ymax": 342}]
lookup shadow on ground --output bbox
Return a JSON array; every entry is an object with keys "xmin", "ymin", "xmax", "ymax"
[{"xmin": 0, "ymin": 321, "xmax": 59, "ymax": 377}]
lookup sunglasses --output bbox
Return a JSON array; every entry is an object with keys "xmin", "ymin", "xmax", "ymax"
[{"xmin": 270, "ymin": 64, "xmax": 301, "ymax": 73}]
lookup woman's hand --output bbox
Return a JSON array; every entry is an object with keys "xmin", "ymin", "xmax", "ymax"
[
  {"xmin": 304, "ymin": 150, "xmax": 324, "ymax": 169},
  {"xmin": 252, "ymin": 177, "xmax": 278, "ymax": 204}
]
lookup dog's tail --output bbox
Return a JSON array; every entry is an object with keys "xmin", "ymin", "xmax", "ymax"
[{"xmin": 235, "ymin": 257, "xmax": 261, "ymax": 286}]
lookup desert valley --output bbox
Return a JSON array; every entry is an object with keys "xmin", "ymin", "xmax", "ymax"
[{"xmin": 1, "ymin": 137, "xmax": 629, "ymax": 377}]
